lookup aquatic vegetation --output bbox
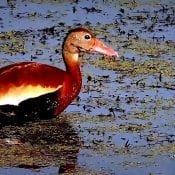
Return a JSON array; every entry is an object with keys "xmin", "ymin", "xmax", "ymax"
[{"xmin": 0, "ymin": 31, "xmax": 24, "ymax": 54}]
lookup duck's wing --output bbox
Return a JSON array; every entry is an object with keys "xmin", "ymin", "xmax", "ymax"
[{"xmin": 0, "ymin": 62, "xmax": 65, "ymax": 105}]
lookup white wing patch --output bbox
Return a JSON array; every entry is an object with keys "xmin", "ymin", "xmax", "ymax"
[{"xmin": 0, "ymin": 85, "xmax": 62, "ymax": 105}]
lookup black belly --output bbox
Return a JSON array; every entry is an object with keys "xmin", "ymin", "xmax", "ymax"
[{"xmin": 0, "ymin": 91, "xmax": 59, "ymax": 127}]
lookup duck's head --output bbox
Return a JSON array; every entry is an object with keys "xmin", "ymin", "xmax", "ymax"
[{"xmin": 63, "ymin": 27, "xmax": 119, "ymax": 57}]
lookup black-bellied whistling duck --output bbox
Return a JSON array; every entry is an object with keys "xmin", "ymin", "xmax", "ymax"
[{"xmin": 0, "ymin": 27, "xmax": 118, "ymax": 124}]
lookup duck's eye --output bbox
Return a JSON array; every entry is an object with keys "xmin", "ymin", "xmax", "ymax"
[{"xmin": 84, "ymin": 34, "xmax": 91, "ymax": 40}]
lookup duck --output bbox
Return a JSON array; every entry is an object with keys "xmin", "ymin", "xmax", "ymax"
[{"xmin": 0, "ymin": 27, "xmax": 118, "ymax": 124}]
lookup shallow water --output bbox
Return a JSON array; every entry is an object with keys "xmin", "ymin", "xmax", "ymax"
[{"xmin": 0, "ymin": 0, "xmax": 175, "ymax": 175}]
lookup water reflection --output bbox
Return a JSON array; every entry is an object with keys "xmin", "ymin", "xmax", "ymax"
[{"xmin": 0, "ymin": 117, "xmax": 81, "ymax": 174}]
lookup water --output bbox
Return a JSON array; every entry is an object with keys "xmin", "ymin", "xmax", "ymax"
[{"xmin": 0, "ymin": 0, "xmax": 175, "ymax": 174}]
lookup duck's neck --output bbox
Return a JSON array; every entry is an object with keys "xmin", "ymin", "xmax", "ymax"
[
  {"xmin": 63, "ymin": 50, "xmax": 82, "ymax": 84},
  {"xmin": 54, "ymin": 51, "xmax": 82, "ymax": 115},
  {"xmin": 60, "ymin": 50, "xmax": 82, "ymax": 104}
]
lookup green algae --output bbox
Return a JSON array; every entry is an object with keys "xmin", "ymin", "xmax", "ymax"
[
  {"xmin": 126, "ymin": 38, "xmax": 175, "ymax": 56},
  {"xmin": 117, "ymin": 0, "xmax": 168, "ymax": 7},
  {"xmin": 24, "ymin": 0, "xmax": 69, "ymax": 3},
  {"xmin": 0, "ymin": 31, "xmax": 25, "ymax": 54},
  {"xmin": 95, "ymin": 59, "xmax": 175, "ymax": 77}
]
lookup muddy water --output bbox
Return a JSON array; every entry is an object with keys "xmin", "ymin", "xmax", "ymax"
[{"xmin": 0, "ymin": 0, "xmax": 175, "ymax": 175}]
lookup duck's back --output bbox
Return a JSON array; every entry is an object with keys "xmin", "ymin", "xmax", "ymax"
[{"xmin": 0, "ymin": 62, "xmax": 65, "ymax": 105}]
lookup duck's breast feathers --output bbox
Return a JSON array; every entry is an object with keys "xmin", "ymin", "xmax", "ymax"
[{"xmin": 0, "ymin": 62, "xmax": 65, "ymax": 105}]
